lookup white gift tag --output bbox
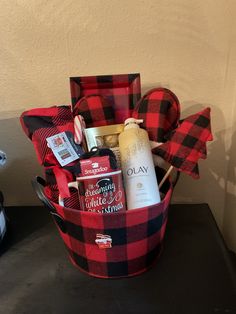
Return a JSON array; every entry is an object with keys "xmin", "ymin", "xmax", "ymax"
[{"xmin": 46, "ymin": 132, "xmax": 80, "ymax": 166}]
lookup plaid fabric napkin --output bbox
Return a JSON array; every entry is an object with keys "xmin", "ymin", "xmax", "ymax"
[
  {"xmin": 132, "ymin": 88, "xmax": 180, "ymax": 142},
  {"xmin": 20, "ymin": 106, "xmax": 81, "ymax": 199},
  {"xmin": 152, "ymin": 107, "xmax": 213, "ymax": 178},
  {"xmin": 20, "ymin": 106, "xmax": 75, "ymax": 166}
]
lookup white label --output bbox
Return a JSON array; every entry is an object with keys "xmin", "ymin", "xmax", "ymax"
[
  {"xmin": 46, "ymin": 132, "xmax": 79, "ymax": 166},
  {"xmin": 120, "ymin": 132, "xmax": 161, "ymax": 210}
]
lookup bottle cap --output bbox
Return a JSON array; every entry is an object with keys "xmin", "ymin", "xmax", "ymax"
[{"xmin": 124, "ymin": 118, "xmax": 143, "ymax": 129}]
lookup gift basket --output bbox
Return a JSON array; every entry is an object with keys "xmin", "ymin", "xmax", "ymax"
[{"xmin": 20, "ymin": 73, "xmax": 212, "ymax": 278}]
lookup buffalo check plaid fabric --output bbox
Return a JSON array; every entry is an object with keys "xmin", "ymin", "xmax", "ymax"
[
  {"xmin": 46, "ymin": 182, "xmax": 172, "ymax": 278},
  {"xmin": 70, "ymin": 73, "xmax": 141, "ymax": 124},
  {"xmin": 20, "ymin": 106, "xmax": 83, "ymax": 200},
  {"xmin": 152, "ymin": 108, "xmax": 213, "ymax": 178},
  {"xmin": 20, "ymin": 106, "xmax": 75, "ymax": 166},
  {"xmin": 73, "ymin": 95, "xmax": 115, "ymax": 127},
  {"xmin": 132, "ymin": 88, "xmax": 180, "ymax": 142}
]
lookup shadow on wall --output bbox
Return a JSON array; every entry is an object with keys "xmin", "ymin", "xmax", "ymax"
[
  {"xmin": 0, "ymin": 117, "xmax": 42, "ymax": 206},
  {"xmin": 172, "ymin": 101, "xmax": 232, "ymax": 232},
  {"xmin": 223, "ymin": 128, "xmax": 236, "ymax": 250}
]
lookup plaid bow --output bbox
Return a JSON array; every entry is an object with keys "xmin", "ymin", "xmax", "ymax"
[{"xmin": 152, "ymin": 107, "xmax": 213, "ymax": 178}]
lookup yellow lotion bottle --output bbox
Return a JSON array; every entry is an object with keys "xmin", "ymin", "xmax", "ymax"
[{"xmin": 119, "ymin": 118, "xmax": 161, "ymax": 210}]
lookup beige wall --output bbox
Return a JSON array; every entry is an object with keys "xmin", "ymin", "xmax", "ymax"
[{"xmin": 0, "ymin": 1, "xmax": 236, "ymax": 251}]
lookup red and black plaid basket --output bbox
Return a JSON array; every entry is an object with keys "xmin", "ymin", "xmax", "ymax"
[
  {"xmin": 22, "ymin": 73, "xmax": 175, "ymax": 278},
  {"xmin": 32, "ymin": 174, "xmax": 172, "ymax": 279}
]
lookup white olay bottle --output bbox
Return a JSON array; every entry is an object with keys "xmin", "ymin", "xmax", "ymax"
[{"xmin": 118, "ymin": 118, "xmax": 161, "ymax": 210}]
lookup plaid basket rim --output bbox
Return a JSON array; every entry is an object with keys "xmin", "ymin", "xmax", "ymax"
[{"xmin": 46, "ymin": 183, "xmax": 173, "ymax": 217}]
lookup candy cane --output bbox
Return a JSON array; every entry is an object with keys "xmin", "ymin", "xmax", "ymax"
[{"xmin": 74, "ymin": 115, "xmax": 86, "ymax": 144}]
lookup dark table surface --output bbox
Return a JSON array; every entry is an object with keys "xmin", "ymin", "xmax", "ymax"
[{"xmin": 0, "ymin": 204, "xmax": 236, "ymax": 314}]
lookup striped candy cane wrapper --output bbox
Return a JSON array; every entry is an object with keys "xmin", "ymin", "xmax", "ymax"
[{"xmin": 74, "ymin": 115, "xmax": 86, "ymax": 144}]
